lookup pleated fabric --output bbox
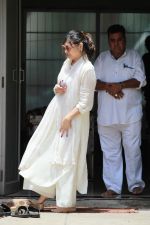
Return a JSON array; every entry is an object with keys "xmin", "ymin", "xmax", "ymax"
[{"xmin": 19, "ymin": 56, "xmax": 96, "ymax": 197}]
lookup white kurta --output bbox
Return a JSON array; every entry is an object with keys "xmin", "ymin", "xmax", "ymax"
[
  {"xmin": 19, "ymin": 56, "xmax": 96, "ymax": 197},
  {"xmin": 94, "ymin": 50, "xmax": 146, "ymax": 126}
]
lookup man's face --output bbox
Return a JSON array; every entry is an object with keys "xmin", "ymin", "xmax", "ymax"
[{"xmin": 108, "ymin": 32, "xmax": 126, "ymax": 59}]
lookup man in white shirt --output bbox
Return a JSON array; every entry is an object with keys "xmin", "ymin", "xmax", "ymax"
[{"xmin": 94, "ymin": 24, "xmax": 146, "ymax": 197}]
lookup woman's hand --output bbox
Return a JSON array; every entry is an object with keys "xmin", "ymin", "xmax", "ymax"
[
  {"xmin": 54, "ymin": 82, "xmax": 67, "ymax": 94},
  {"xmin": 60, "ymin": 116, "xmax": 72, "ymax": 137},
  {"xmin": 60, "ymin": 107, "xmax": 80, "ymax": 137}
]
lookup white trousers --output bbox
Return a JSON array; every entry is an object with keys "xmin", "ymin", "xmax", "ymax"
[
  {"xmin": 54, "ymin": 166, "xmax": 77, "ymax": 207},
  {"xmin": 98, "ymin": 121, "xmax": 145, "ymax": 193},
  {"xmin": 23, "ymin": 165, "xmax": 77, "ymax": 208}
]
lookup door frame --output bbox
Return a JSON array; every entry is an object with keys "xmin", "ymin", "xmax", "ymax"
[{"xmin": 0, "ymin": 0, "xmax": 7, "ymax": 194}]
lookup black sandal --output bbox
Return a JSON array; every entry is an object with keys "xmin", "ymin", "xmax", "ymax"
[
  {"xmin": 11, "ymin": 205, "xmax": 40, "ymax": 218},
  {"xmin": 11, "ymin": 206, "xmax": 30, "ymax": 218},
  {"xmin": 28, "ymin": 205, "xmax": 40, "ymax": 218},
  {"xmin": 0, "ymin": 203, "xmax": 11, "ymax": 217}
]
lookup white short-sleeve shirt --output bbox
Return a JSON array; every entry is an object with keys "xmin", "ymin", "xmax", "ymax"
[{"xmin": 94, "ymin": 49, "xmax": 146, "ymax": 126}]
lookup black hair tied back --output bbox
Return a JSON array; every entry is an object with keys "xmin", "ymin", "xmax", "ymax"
[
  {"xmin": 64, "ymin": 30, "xmax": 95, "ymax": 60},
  {"xmin": 80, "ymin": 31, "xmax": 95, "ymax": 59}
]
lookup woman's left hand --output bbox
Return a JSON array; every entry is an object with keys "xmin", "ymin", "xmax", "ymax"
[{"xmin": 60, "ymin": 116, "xmax": 72, "ymax": 137}]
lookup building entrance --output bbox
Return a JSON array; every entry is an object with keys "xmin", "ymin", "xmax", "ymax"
[{"xmin": 20, "ymin": 11, "xmax": 150, "ymax": 196}]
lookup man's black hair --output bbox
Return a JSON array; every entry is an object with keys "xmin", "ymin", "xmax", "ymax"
[
  {"xmin": 145, "ymin": 35, "xmax": 150, "ymax": 52},
  {"xmin": 107, "ymin": 24, "xmax": 126, "ymax": 39}
]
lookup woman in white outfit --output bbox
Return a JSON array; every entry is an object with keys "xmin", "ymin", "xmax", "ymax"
[{"xmin": 19, "ymin": 30, "xmax": 96, "ymax": 213}]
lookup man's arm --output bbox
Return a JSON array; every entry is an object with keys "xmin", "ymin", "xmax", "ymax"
[
  {"xmin": 95, "ymin": 80, "xmax": 110, "ymax": 91},
  {"xmin": 95, "ymin": 78, "xmax": 140, "ymax": 99},
  {"xmin": 119, "ymin": 78, "xmax": 140, "ymax": 89}
]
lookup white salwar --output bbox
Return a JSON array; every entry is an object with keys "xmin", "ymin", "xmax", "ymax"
[{"xmin": 19, "ymin": 56, "xmax": 96, "ymax": 207}]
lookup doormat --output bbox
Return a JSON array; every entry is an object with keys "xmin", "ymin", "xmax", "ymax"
[
  {"xmin": 0, "ymin": 199, "xmax": 138, "ymax": 213},
  {"xmin": 43, "ymin": 206, "xmax": 138, "ymax": 213}
]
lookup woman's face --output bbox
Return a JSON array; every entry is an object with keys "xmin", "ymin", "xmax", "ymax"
[{"xmin": 62, "ymin": 41, "xmax": 82, "ymax": 63}]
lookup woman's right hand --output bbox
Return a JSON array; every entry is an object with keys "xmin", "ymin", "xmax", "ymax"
[{"xmin": 53, "ymin": 83, "xmax": 67, "ymax": 94}]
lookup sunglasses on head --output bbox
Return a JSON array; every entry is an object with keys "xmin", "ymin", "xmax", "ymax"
[
  {"xmin": 61, "ymin": 44, "xmax": 72, "ymax": 51},
  {"xmin": 61, "ymin": 43, "xmax": 78, "ymax": 52}
]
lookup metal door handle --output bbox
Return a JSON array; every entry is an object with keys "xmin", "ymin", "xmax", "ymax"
[
  {"xmin": 12, "ymin": 69, "xmax": 17, "ymax": 82},
  {"xmin": 19, "ymin": 69, "xmax": 25, "ymax": 83}
]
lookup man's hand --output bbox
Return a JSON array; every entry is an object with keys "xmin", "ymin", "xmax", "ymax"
[{"xmin": 106, "ymin": 83, "xmax": 124, "ymax": 99}]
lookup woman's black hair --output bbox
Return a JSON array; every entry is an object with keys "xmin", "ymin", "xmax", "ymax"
[{"xmin": 63, "ymin": 30, "xmax": 95, "ymax": 59}]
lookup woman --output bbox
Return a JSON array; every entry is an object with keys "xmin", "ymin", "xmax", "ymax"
[{"xmin": 19, "ymin": 30, "xmax": 96, "ymax": 213}]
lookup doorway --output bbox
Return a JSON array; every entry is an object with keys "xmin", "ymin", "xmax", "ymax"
[{"xmin": 20, "ymin": 11, "xmax": 150, "ymax": 195}]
